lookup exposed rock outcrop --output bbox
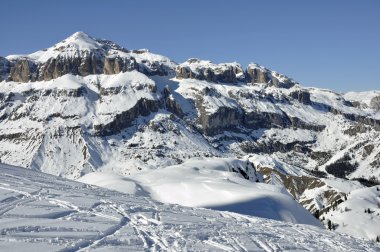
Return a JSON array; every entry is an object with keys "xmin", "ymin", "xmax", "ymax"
[
  {"xmin": 1, "ymin": 31, "xmax": 379, "ymax": 183},
  {"xmin": 245, "ymin": 140, "xmax": 314, "ymax": 154},
  {"xmin": 290, "ymin": 90, "xmax": 311, "ymax": 105},
  {"xmin": 94, "ymin": 98, "xmax": 159, "ymax": 136},
  {"xmin": 198, "ymin": 106, "xmax": 242, "ymax": 135},
  {"xmin": 370, "ymin": 95, "xmax": 380, "ymax": 111},
  {"xmin": 162, "ymin": 86, "xmax": 184, "ymax": 118},
  {"xmin": 3, "ymin": 32, "xmax": 176, "ymax": 83},
  {"xmin": 329, "ymin": 107, "xmax": 380, "ymax": 131},
  {"xmin": 9, "ymin": 58, "xmax": 38, "ymax": 82},
  {"xmin": 176, "ymin": 59, "xmax": 244, "ymax": 83},
  {"xmin": 259, "ymin": 167, "xmax": 346, "ymax": 217},
  {"xmin": 246, "ymin": 63, "xmax": 297, "ymax": 88},
  {"xmin": 243, "ymin": 111, "xmax": 289, "ymax": 129},
  {"xmin": 103, "ymin": 56, "xmax": 137, "ymax": 75}
]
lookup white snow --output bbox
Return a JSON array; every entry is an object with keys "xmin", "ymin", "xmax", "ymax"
[
  {"xmin": 180, "ymin": 58, "xmax": 242, "ymax": 77},
  {"xmin": 80, "ymin": 158, "xmax": 323, "ymax": 227},
  {"xmin": 344, "ymin": 90, "xmax": 380, "ymax": 107},
  {"xmin": 98, "ymin": 70, "xmax": 155, "ymax": 89},
  {"xmin": 1, "ymin": 163, "xmax": 378, "ymax": 251},
  {"xmin": 324, "ymin": 186, "xmax": 380, "ymax": 241}
]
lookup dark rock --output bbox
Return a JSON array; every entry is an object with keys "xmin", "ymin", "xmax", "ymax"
[
  {"xmin": 343, "ymin": 123, "xmax": 368, "ymax": 136},
  {"xmin": 370, "ymin": 96, "xmax": 380, "ymax": 111},
  {"xmin": 325, "ymin": 154, "xmax": 358, "ymax": 178},
  {"xmin": 162, "ymin": 86, "xmax": 184, "ymax": 118},
  {"xmin": 103, "ymin": 56, "xmax": 137, "ymax": 75},
  {"xmin": 38, "ymin": 53, "xmax": 104, "ymax": 81},
  {"xmin": 0, "ymin": 132, "xmax": 25, "ymax": 141},
  {"xmin": 246, "ymin": 66, "xmax": 269, "ymax": 84},
  {"xmin": 350, "ymin": 101, "xmax": 362, "ymax": 108},
  {"xmin": 93, "ymin": 98, "xmax": 159, "ymax": 136},
  {"xmin": 290, "ymin": 90, "xmax": 311, "ymax": 105},
  {"xmin": 176, "ymin": 59, "xmax": 244, "ymax": 83},
  {"xmin": 243, "ymin": 111, "xmax": 290, "ymax": 129},
  {"xmin": 243, "ymin": 140, "xmax": 314, "ymax": 154},
  {"xmin": 330, "ymin": 107, "xmax": 380, "ymax": 131},
  {"xmin": 370, "ymin": 152, "xmax": 380, "ymax": 169},
  {"xmin": 199, "ymin": 106, "xmax": 242, "ymax": 135},
  {"xmin": 363, "ymin": 144, "xmax": 374, "ymax": 157},
  {"xmin": 288, "ymin": 116, "xmax": 325, "ymax": 131},
  {"xmin": 310, "ymin": 151, "xmax": 332, "ymax": 166},
  {"xmin": 246, "ymin": 64, "xmax": 296, "ymax": 88},
  {"xmin": 9, "ymin": 58, "xmax": 38, "ymax": 82}
]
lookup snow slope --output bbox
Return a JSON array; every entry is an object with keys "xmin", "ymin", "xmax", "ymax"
[
  {"xmin": 0, "ymin": 164, "xmax": 378, "ymax": 251},
  {"xmin": 1, "ymin": 31, "xmax": 380, "ymax": 245},
  {"xmin": 323, "ymin": 185, "xmax": 380, "ymax": 241},
  {"xmin": 79, "ymin": 158, "xmax": 322, "ymax": 227}
]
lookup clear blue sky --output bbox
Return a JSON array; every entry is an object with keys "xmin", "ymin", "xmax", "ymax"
[{"xmin": 1, "ymin": 0, "xmax": 379, "ymax": 92}]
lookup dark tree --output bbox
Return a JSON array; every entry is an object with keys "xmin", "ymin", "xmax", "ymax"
[
  {"xmin": 313, "ymin": 209, "xmax": 320, "ymax": 219},
  {"xmin": 327, "ymin": 220, "xmax": 332, "ymax": 230}
]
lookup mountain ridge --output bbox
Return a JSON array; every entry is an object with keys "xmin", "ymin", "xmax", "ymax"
[{"xmin": 0, "ymin": 32, "xmax": 380, "ymax": 241}]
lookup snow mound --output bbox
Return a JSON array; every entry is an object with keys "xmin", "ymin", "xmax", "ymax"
[{"xmin": 81, "ymin": 158, "xmax": 323, "ymax": 227}]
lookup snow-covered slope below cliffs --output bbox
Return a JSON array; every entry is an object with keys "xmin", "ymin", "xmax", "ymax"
[
  {"xmin": 79, "ymin": 158, "xmax": 323, "ymax": 227},
  {"xmin": 344, "ymin": 90, "xmax": 380, "ymax": 111},
  {"xmin": 172, "ymin": 74, "xmax": 380, "ymax": 180},
  {"xmin": 0, "ymin": 71, "xmax": 166, "ymax": 178},
  {"xmin": 1, "ymin": 164, "xmax": 378, "ymax": 251},
  {"xmin": 255, "ymin": 164, "xmax": 380, "ymax": 241},
  {"xmin": 1, "ymin": 31, "xmax": 380, "ymax": 182},
  {"xmin": 323, "ymin": 185, "xmax": 380, "ymax": 241}
]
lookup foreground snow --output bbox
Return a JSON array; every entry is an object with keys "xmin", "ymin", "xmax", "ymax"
[
  {"xmin": 79, "ymin": 158, "xmax": 322, "ymax": 227},
  {"xmin": 0, "ymin": 164, "xmax": 378, "ymax": 251}
]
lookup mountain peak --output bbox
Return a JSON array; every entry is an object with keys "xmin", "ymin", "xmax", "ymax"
[
  {"xmin": 69, "ymin": 31, "xmax": 91, "ymax": 39},
  {"xmin": 55, "ymin": 31, "xmax": 102, "ymax": 52}
]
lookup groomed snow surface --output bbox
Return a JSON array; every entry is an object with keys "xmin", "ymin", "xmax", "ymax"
[{"xmin": 1, "ymin": 164, "xmax": 378, "ymax": 252}]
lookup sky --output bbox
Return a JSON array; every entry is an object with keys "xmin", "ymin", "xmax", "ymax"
[{"xmin": 1, "ymin": 0, "xmax": 379, "ymax": 92}]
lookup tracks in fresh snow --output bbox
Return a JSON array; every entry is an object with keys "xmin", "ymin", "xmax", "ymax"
[{"xmin": 0, "ymin": 165, "xmax": 379, "ymax": 251}]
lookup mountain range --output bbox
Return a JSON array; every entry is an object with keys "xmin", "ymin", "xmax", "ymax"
[{"xmin": 0, "ymin": 32, "xmax": 379, "ymax": 248}]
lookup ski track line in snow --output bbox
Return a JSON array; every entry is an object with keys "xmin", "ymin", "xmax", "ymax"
[
  {"xmin": 0, "ymin": 165, "xmax": 379, "ymax": 251},
  {"xmin": 65, "ymin": 216, "xmax": 129, "ymax": 252}
]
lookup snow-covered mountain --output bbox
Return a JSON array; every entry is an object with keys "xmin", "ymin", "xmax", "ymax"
[
  {"xmin": 1, "ymin": 32, "xmax": 380, "ymax": 243},
  {"xmin": 0, "ymin": 163, "xmax": 378, "ymax": 251}
]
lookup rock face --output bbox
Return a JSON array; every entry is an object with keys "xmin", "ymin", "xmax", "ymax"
[
  {"xmin": 103, "ymin": 56, "xmax": 137, "ymax": 75},
  {"xmin": 6, "ymin": 52, "xmax": 171, "ymax": 82},
  {"xmin": 2, "ymin": 32, "xmax": 176, "ymax": 83},
  {"xmin": 259, "ymin": 167, "xmax": 347, "ymax": 221},
  {"xmin": 0, "ymin": 31, "xmax": 379, "ymax": 183},
  {"xmin": 198, "ymin": 105, "xmax": 242, "ymax": 135},
  {"xmin": 162, "ymin": 86, "xmax": 184, "ymax": 118},
  {"xmin": 243, "ymin": 111, "xmax": 289, "ymax": 129},
  {"xmin": 176, "ymin": 59, "xmax": 244, "ymax": 83},
  {"xmin": 290, "ymin": 90, "xmax": 311, "ymax": 105},
  {"xmin": 9, "ymin": 58, "xmax": 38, "ymax": 82},
  {"xmin": 246, "ymin": 63, "xmax": 297, "ymax": 88},
  {"xmin": 370, "ymin": 95, "xmax": 380, "ymax": 110},
  {"xmin": 94, "ymin": 98, "xmax": 159, "ymax": 136}
]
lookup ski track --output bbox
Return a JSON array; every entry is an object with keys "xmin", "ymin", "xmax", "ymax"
[{"xmin": 0, "ymin": 165, "xmax": 379, "ymax": 251}]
